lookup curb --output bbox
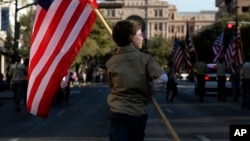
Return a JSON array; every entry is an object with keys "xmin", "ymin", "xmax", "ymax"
[{"xmin": 0, "ymin": 90, "xmax": 13, "ymax": 98}]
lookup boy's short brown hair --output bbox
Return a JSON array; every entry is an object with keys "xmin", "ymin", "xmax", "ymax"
[{"xmin": 112, "ymin": 20, "xmax": 141, "ymax": 47}]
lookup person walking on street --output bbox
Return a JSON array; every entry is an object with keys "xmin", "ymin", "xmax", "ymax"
[
  {"xmin": 216, "ymin": 57, "xmax": 227, "ymax": 102},
  {"xmin": 193, "ymin": 60, "xmax": 207, "ymax": 102},
  {"xmin": 240, "ymin": 57, "xmax": 250, "ymax": 110},
  {"xmin": 8, "ymin": 56, "xmax": 27, "ymax": 112},
  {"xmin": 23, "ymin": 58, "xmax": 29, "ymax": 106},
  {"xmin": 60, "ymin": 68, "xmax": 70, "ymax": 103},
  {"xmin": 106, "ymin": 20, "xmax": 168, "ymax": 141},
  {"xmin": 231, "ymin": 64, "xmax": 241, "ymax": 102},
  {"xmin": 165, "ymin": 61, "xmax": 177, "ymax": 102}
]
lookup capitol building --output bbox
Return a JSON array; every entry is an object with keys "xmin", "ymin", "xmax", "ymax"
[{"xmin": 100, "ymin": 0, "xmax": 217, "ymax": 40}]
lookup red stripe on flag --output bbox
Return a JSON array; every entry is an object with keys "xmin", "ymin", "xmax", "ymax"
[
  {"xmin": 212, "ymin": 32, "xmax": 224, "ymax": 63},
  {"xmin": 27, "ymin": 1, "xmax": 71, "ymax": 112},
  {"xmin": 27, "ymin": 0, "xmax": 97, "ymax": 117},
  {"xmin": 184, "ymin": 21, "xmax": 195, "ymax": 74},
  {"xmin": 30, "ymin": 7, "xmax": 46, "ymax": 45}
]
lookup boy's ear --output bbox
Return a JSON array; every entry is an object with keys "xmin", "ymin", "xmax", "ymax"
[{"xmin": 129, "ymin": 34, "xmax": 133, "ymax": 42}]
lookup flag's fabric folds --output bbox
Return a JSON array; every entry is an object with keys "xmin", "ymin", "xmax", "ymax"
[
  {"xmin": 27, "ymin": 0, "xmax": 97, "ymax": 117},
  {"xmin": 212, "ymin": 32, "xmax": 224, "ymax": 63},
  {"xmin": 225, "ymin": 17, "xmax": 244, "ymax": 73},
  {"xmin": 184, "ymin": 21, "xmax": 196, "ymax": 74},
  {"xmin": 172, "ymin": 36, "xmax": 184, "ymax": 73}
]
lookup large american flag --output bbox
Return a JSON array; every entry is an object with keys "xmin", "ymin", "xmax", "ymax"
[
  {"xmin": 224, "ymin": 18, "xmax": 244, "ymax": 73},
  {"xmin": 212, "ymin": 32, "xmax": 224, "ymax": 63},
  {"xmin": 184, "ymin": 21, "xmax": 195, "ymax": 74},
  {"xmin": 173, "ymin": 36, "xmax": 184, "ymax": 73},
  {"xmin": 27, "ymin": 0, "xmax": 97, "ymax": 117}
]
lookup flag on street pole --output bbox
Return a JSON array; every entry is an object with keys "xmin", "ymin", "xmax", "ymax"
[
  {"xmin": 212, "ymin": 32, "xmax": 224, "ymax": 63},
  {"xmin": 232, "ymin": 17, "xmax": 244, "ymax": 66},
  {"xmin": 172, "ymin": 36, "xmax": 184, "ymax": 73},
  {"xmin": 224, "ymin": 16, "xmax": 244, "ymax": 73},
  {"xmin": 184, "ymin": 21, "xmax": 196, "ymax": 74},
  {"xmin": 27, "ymin": 0, "xmax": 97, "ymax": 117}
]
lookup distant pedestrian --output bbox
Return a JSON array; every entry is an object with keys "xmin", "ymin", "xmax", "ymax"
[
  {"xmin": 8, "ymin": 56, "xmax": 27, "ymax": 112},
  {"xmin": 23, "ymin": 58, "xmax": 29, "ymax": 105},
  {"xmin": 240, "ymin": 57, "xmax": 250, "ymax": 110},
  {"xmin": 6, "ymin": 58, "xmax": 16, "ymax": 90},
  {"xmin": 60, "ymin": 68, "xmax": 70, "ymax": 103},
  {"xmin": 0, "ymin": 72, "xmax": 5, "ymax": 92},
  {"xmin": 231, "ymin": 64, "xmax": 241, "ymax": 102},
  {"xmin": 165, "ymin": 61, "xmax": 178, "ymax": 102},
  {"xmin": 193, "ymin": 60, "xmax": 207, "ymax": 102},
  {"xmin": 0, "ymin": 72, "xmax": 4, "ymax": 107},
  {"xmin": 216, "ymin": 57, "xmax": 227, "ymax": 102}
]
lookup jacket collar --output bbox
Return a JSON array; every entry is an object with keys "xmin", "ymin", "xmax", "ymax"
[{"xmin": 114, "ymin": 45, "xmax": 139, "ymax": 55}]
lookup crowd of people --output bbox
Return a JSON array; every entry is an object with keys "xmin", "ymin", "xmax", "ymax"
[
  {"xmin": 69, "ymin": 68, "xmax": 106, "ymax": 87},
  {"xmin": 193, "ymin": 56, "xmax": 250, "ymax": 111}
]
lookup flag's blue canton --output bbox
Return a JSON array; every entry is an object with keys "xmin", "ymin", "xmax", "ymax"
[
  {"xmin": 174, "ymin": 37, "xmax": 180, "ymax": 50},
  {"xmin": 38, "ymin": 0, "xmax": 53, "ymax": 10}
]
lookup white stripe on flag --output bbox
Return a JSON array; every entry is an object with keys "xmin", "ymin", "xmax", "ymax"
[{"xmin": 29, "ymin": 2, "xmax": 93, "ymax": 115}]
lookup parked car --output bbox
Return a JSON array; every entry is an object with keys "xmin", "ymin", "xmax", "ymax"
[
  {"xmin": 175, "ymin": 73, "xmax": 189, "ymax": 80},
  {"xmin": 180, "ymin": 73, "xmax": 189, "ymax": 80},
  {"xmin": 194, "ymin": 63, "xmax": 232, "ymax": 96}
]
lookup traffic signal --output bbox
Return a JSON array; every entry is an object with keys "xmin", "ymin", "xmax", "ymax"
[
  {"xmin": 225, "ymin": 0, "xmax": 231, "ymax": 4},
  {"xmin": 98, "ymin": 1, "xmax": 124, "ymax": 9},
  {"xmin": 227, "ymin": 23, "xmax": 234, "ymax": 29}
]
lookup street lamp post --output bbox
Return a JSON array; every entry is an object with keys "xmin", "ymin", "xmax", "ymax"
[
  {"xmin": 13, "ymin": 0, "xmax": 36, "ymax": 59},
  {"xmin": 13, "ymin": 0, "xmax": 19, "ymax": 59}
]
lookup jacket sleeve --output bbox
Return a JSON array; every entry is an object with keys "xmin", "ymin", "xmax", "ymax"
[{"xmin": 151, "ymin": 73, "xmax": 168, "ymax": 92}]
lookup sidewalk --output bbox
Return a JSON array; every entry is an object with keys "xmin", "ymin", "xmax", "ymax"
[
  {"xmin": 0, "ymin": 83, "xmax": 108, "ymax": 99},
  {"xmin": 0, "ymin": 90, "xmax": 13, "ymax": 98}
]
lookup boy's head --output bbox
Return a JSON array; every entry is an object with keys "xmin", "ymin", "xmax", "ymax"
[{"xmin": 112, "ymin": 20, "xmax": 142, "ymax": 47}]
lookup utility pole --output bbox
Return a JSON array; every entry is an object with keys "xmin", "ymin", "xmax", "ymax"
[{"xmin": 13, "ymin": 0, "xmax": 36, "ymax": 59}]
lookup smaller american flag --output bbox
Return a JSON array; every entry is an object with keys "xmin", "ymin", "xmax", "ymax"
[
  {"xmin": 212, "ymin": 32, "xmax": 224, "ymax": 63},
  {"xmin": 172, "ymin": 36, "xmax": 184, "ymax": 73},
  {"xmin": 184, "ymin": 21, "xmax": 195, "ymax": 74},
  {"xmin": 224, "ymin": 17, "xmax": 244, "ymax": 73}
]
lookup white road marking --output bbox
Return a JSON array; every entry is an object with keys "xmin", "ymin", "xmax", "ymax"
[
  {"xmin": 9, "ymin": 138, "xmax": 19, "ymax": 141},
  {"xmin": 197, "ymin": 135, "xmax": 211, "ymax": 141},
  {"xmin": 57, "ymin": 110, "xmax": 65, "ymax": 116},
  {"xmin": 70, "ymin": 90, "xmax": 80, "ymax": 94},
  {"xmin": 80, "ymin": 99, "xmax": 86, "ymax": 102},
  {"xmin": 165, "ymin": 108, "xmax": 174, "ymax": 114}
]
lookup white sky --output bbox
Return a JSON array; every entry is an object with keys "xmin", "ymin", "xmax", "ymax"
[{"xmin": 166, "ymin": 0, "xmax": 218, "ymax": 12}]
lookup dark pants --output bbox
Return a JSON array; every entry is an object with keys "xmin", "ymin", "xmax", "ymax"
[
  {"xmin": 23, "ymin": 80, "xmax": 28, "ymax": 105},
  {"xmin": 241, "ymin": 78, "xmax": 250, "ymax": 109},
  {"xmin": 11, "ymin": 80, "xmax": 26, "ymax": 109},
  {"xmin": 166, "ymin": 78, "xmax": 178, "ymax": 102},
  {"xmin": 217, "ymin": 76, "xmax": 226, "ymax": 101},
  {"xmin": 64, "ymin": 85, "xmax": 70, "ymax": 103},
  {"xmin": 231, "ymin": 73, "xmax": 241, "ymax": 101},
  {"xmin": 197, "ymin": 75, "xmax": 205, "ymax": 102},
  {"xmin": 109, "ymin": 112, "xmax": 148, "ymax": 141}
]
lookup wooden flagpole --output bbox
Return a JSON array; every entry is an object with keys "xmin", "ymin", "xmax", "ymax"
[
  {"xmin": 151, "ymin": 96, "xmax": 181, "ymax": 141},
  {"xmin": 88, "ymin": 2, "xmax": 181, "ymax": 141}
]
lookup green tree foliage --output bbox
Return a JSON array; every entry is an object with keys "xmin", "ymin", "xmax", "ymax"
[
  {"xmin": 71, "ymin": 17, "xmax": 115, "ymax": 71},
  {"xmin": 19, "ymin": 8, "xmax": 35, "ymax": 58},
  {"xmin": 17, "ymin": 8, "xmax": 250, "ymax": 71},
  {"xmin": 193, "ymin": 12, "xmax": 250, "ymax": 63},
  {"xmin": 18, "ymin": 8, "xmax": 114, "ymax": 71},
  {"xmin": 146, "ymin": 36, "xmax": 172, "ymax": 66}
]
